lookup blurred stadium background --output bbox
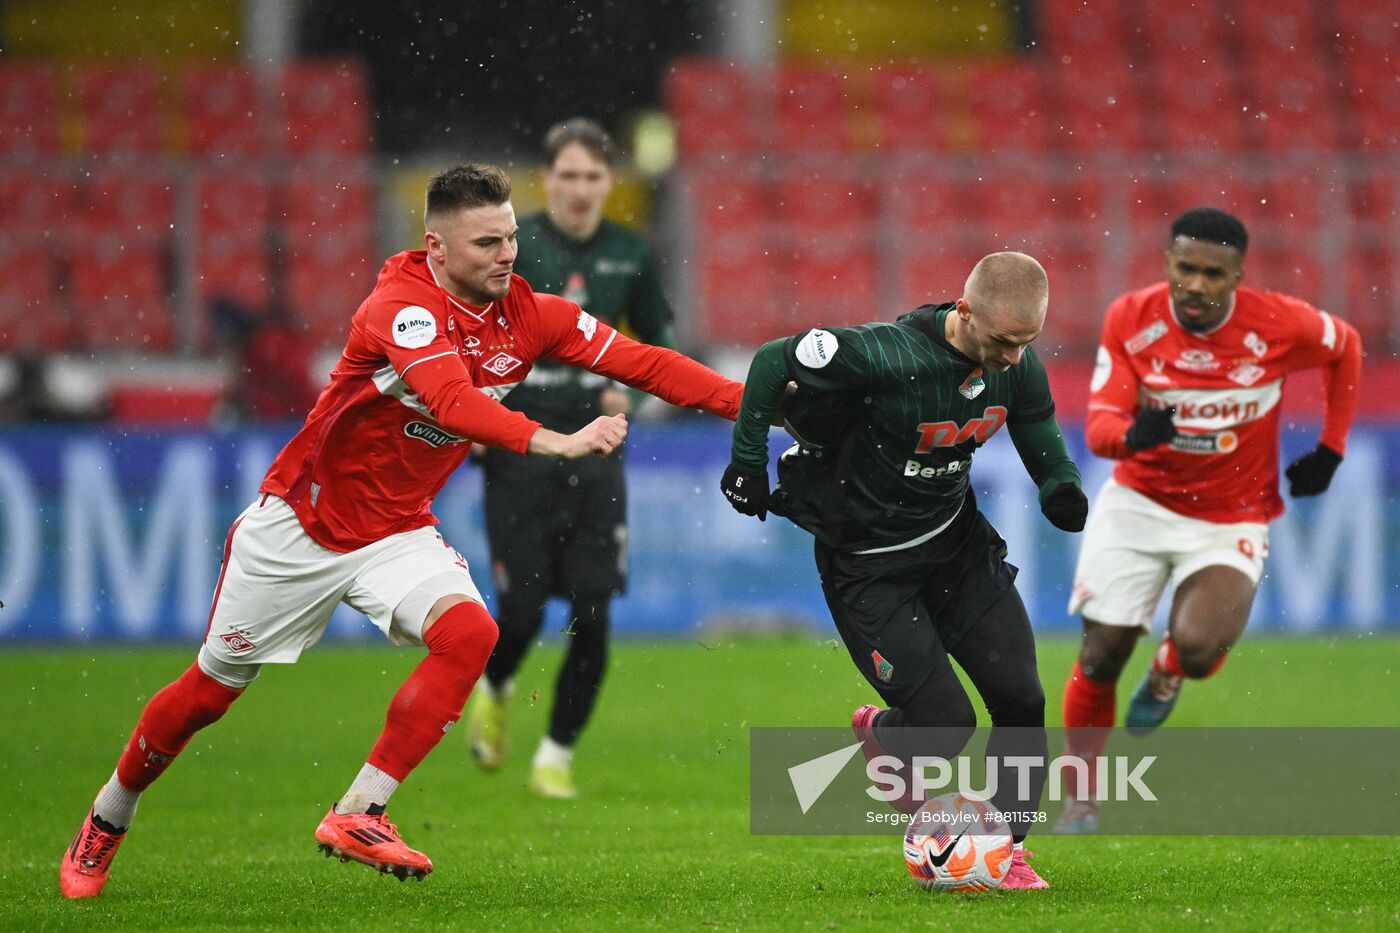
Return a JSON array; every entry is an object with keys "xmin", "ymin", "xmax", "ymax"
[{"xmin": 1, "ymin": 0, "xmax": 1397, "ymax": 644}]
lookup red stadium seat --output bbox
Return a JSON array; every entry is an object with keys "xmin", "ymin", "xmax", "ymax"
[
  {"xmin": 1242, "ymin": 60, "xmax": 1343, "ymax": 151},
  {"xmin": 78, "ymin": 64, "xmax": 164, "ymax": 156},
  {"xmin": 1333, "ymin": 0, "xmax": 1400, "ymax": 64},
  {"xmin": 894, "ymin": 246, "xmax": 986, "ymax": 311},
  {"xmin": 1050, "ymin": 60, "xmax": 1147, "ymax": 152},
  {"xmin": 1348, "ymin": 174, "xmax": 1395, "ymax": 224},
  {"xmin": 778, "ymin": 173, "xmax": 879, "ymax": 242},
  {"xmin": 965, "ymin": 62, "xmax": 1055, "ymax": 153},
  {"xmin": 663, "ymin": 58, "xmax": 764, "ymax": 159},
  {"xmin": 0, "ymin": 168, "xmax": 75, "ymax": 229},
  {"xmin": 1148, "ymin": 61, "xmax": 1249, "ymax": 152},
  {"xmin": 195, "ymin": 170, "xmax": 273, "ymax": 235},
  {"xmin": 1134, "ymin": 0, "xmax": 1233, "ymax": 66},
  {"xmin": 182, "ymin": 66, "xmax": 266, "ymax": 158},
  {"xmin": 889, "ymin": 175, "xmax": 973, "ymax": 237},
  {"xmin": 696, "ymin": 239, "xmax": 780, "ymax": 344},
  {"xmin": 975, "ymin": 174, "xmax": 1057, "ymax": 240},
  {"xmin": 197, "ymin": 233, "xmax": 273, "ymax": 312},
  {"xmin": 688, "ymin": 173, "xmax": 769, "ymax": 237},
  {"xmin": 283, "ymin": 163, "xmax": 375, "ymax": 239},
  {"xmin": 81, "ymin": 167, "xmax": 177, "ymax": 239},
  {"xmin": 1231, "ymin": 0, "xmax": 1322, "ymax": 60},
  {"xmin": 0, "ymin": 63, "xmax": 62, "ymax": 157},
  {"xmin": 1037, "ymin": 0, "xmax": 1131, "ymax": 62},
  {"xmin": 870, "ymin": 66, "xmax": 945, "ymax": 153},
  {"xmin": 1248, "ymin": 249, "xmax": 1324, "ymax": 305},
  {"xmin": 1039, "ymin": 246, "xmax": 1106, "ymax": 351},
  {"xmin": 1341, "ymin": 55, "xmax": 1400, "ymax": 149},
  {"xmin": 279, "ymin": 59, "xmax": 373, "ymax": 155},
  {"xmin": 775, "ymin": 65, "xmax": 855, "ymax": 153},
  {"xmin": 69, "ymin": 237, "xmax": 173, "ymax": 350},
  {"xmin": 284, "ymin": 238, "xmax": 377, "ymax": 348},
  {"xmin": 1343, "ymin": 239, "xmax": 1396, "ymax": 342},
  {"xmin": 778, "ymin": 241, "xmax": 881, "ymax": 330},
  {"xmin": 0, "ymin": 238, "xmax": 67, "ymax": 351}
]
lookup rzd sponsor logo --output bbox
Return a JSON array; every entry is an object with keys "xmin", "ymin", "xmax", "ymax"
[{"xmin": 913, "ymin": 407, "xmax": 1006, "ymax": 452}]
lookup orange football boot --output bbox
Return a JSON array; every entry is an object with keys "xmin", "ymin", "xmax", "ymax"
[
  {"xmin": 60, "ymin": 810, "xmax": 126, "ymax": 898},
  {"xmin": 314, "ymin": 807, "xmax": 433, "ymax": 881}
]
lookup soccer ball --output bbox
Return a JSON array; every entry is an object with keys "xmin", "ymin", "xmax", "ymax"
[{"xmin": 902, "ymin": 792, "xmax": 1013, "ymax": 892}]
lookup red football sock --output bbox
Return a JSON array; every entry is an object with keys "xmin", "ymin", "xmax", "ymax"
[
  {"xmin": 1061, "ymin": 659, "xmax": 1116, "ymax": 801},
  {"xmin": 368, "ymin": 600, "xmax": 499, "ymax": 781},
  {"xmin": 1153, "ymin": 636, "xmax": 1228, "ymax": 679},
  {"xmin": 115, "ymin": 663, "xmax": 243, "ymax": 792}
]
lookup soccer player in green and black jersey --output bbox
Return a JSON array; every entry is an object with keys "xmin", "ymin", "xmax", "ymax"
[
  {"xmin": 722, "ymin": 252, "xmax": 1088, "ymax": 889},
  {"xmin": 469, "ymin": 119, "xmax": 674, "ymax": 798}
]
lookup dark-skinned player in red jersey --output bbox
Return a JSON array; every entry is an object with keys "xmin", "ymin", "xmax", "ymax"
[
  {"xmin": 1056, "ymin": 208, "xmax": 1363, "ymax": 833},
  {"xmin": 58, "ymin": 164, "xmax": 742, "ymax": 896}
]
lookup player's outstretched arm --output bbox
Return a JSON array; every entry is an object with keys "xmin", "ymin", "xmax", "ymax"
[
  {"xmin": 1009, "ymin": 415, "xmax": 1087, "ymax": 532},
  {"xmin": 528, "ymin": 414, "xmax": 629, "ymax": 460},
  {"xmin": 721, "ymin": 339, "xmax": 791, "ymax": 520}
]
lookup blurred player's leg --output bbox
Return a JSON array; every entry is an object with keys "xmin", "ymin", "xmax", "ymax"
[
  {"xmin": 470, "ymin": 583, "xmax": 547, "ymax": 771},
  {"xmin": 1127, "ymin": 565, "xmax": 1254, "ymax": 734},
  {"xmin": 319, "ymin": 597, "xmax": 497, "ymax": 879},
  {"xmin": 531, "ymin": 594, "xmax": 611, "ymax": 799},
  {"xmin": 61, "ymin": 661, "xmax": 245, "ymax": 898},
  {"xmin": 1056, "ymin": 620, "xmax": 1140, "ymax": 833}
]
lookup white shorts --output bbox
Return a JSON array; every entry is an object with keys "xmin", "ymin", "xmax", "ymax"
[
  {"xmin": 200, "ymin": 496, "xmax": 482, "ymax": 671},
  {"xmin": 1068, "ymin": 480, "xmax": 1268, "ymax": 630}
]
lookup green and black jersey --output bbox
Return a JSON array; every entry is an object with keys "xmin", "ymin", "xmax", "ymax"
[
  {"xmin": 730, "ymin": 304, "xmax": 1081, "ymax": 552},
  {"xmin": 504, "ymin": 211, "xmax": 674, "ymax": 433}
]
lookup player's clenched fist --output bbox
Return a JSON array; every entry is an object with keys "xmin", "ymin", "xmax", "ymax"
[
  {"xmin": 529, "ymin": 414, "xmax": 628, "ymax": 459},
  {"xmin": 1040, "ymin": 481, "xmax": 1088, "ymax": 532},
  {"xmin": 720, "ymin": 463, "xmax": 769, "ymax": 521},
  {"xmin": 1124, "ymin": 405, "xmax": 1177, "ymax": 451}
]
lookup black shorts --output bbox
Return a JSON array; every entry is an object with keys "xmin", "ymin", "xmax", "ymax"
[
  {"xmin": 481, "ymin": 450, "xmax": 628, "ymax": 599},
  {"xmin": 813, "ymin": 505, "xmax": 1018, "ymax": 707}
]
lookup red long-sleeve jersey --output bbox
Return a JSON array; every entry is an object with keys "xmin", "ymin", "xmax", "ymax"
[
  {"xmin": 260, "ymin": 250, "xmax": 741, "ymax": 551},
  {"xmin": 1086, "ymin": 282, "xmax": 1362, "ymax": 524}
]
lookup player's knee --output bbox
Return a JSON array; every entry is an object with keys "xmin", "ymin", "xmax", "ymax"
[
  {"xmin": 426, "ymin": 600, "xmax": 500, "ymax": 660},
  {"xmin": 175, "ymin": 663, "xmax": 243, "ymax": 729},
  {"xmin": 990, "ymin": 680, "xmax": 1045, "ymax": 727},
  {"xmin": 1173, "ymin": 636, "xmax": 1227, "ymax": 679}
]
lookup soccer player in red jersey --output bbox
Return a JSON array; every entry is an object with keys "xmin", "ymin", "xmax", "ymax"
[
  {"xmin": 1055, "ymin": 208, "xmax": 1363, "ymax": 833},
  {"xmin": 59, "ymin": 164, "xmax": 742, "ymax": 896}
]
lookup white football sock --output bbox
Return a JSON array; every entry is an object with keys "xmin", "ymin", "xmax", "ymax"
[
  {"xmin": 533, "ymin": 736, "xmax": 573, "ymax": 770},
  {"xmin": 92, "ymin": 771, "xmax": 140, "ymax": 831},
  {"xmin": 336, "ymin": 763, "xmax": 400, "ymax": 814}
]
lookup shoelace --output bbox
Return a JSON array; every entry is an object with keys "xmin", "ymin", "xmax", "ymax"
[
  {"xmin": 75, "ymin": 828, "xmax": 119, "ymax": 870},
  {"xmin": 367, "ymin": 813, "xmax": 402, "ymax": 842}
]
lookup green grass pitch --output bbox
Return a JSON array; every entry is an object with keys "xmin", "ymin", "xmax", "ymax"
[{"xmin": 3, "ymin": 634, "xmax": 1398, "ymax": 930}]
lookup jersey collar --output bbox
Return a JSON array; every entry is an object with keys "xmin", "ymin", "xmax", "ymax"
[
  {"xmin": 425, "ymin": 258, "xmax": 493, "ymax": 321},
  {"xmin": 902, "ymin": 303, "xmax": 979, "ymax": 367}
]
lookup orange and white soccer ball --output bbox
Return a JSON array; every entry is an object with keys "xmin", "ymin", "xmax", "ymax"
[{"xmin": 902, "ymin": 793, "xmax": 1014, "ymax": 892}]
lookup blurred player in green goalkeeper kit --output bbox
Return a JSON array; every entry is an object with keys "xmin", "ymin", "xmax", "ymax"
[
  {"xmin": 469, "ymin": 119, "xmax": 675, "ymax": 798},
  {"xmin": 722, "ymin": 253, "xmax": 1089, "ymax": 889}
]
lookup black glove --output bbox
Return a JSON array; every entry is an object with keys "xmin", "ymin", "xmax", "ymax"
[
  {"xmin": 1124, "ymin": 406, "xmax": 1177, "ymax": 451},
  {"xmin": 721, "ymin": 463, "xmax": 768, "ymax": 520},
  {"xmin": 1284, "ymin": 444, "xmax": 1342, "ymax": 497},
  {"xmin": 1041, "ymin": 481, "xmax": 1088, "ymax": 532}
]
